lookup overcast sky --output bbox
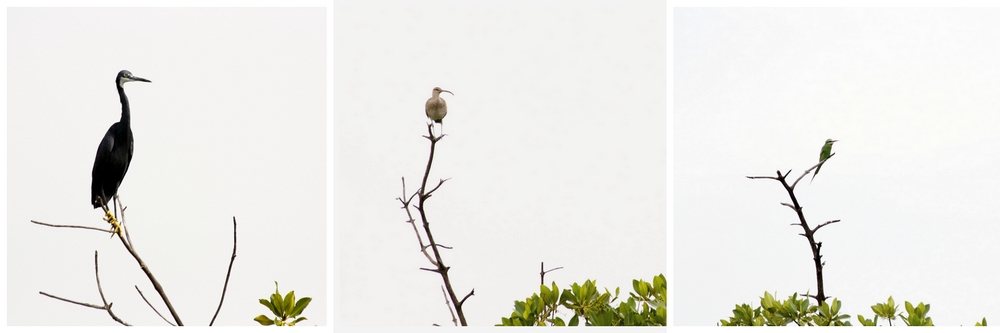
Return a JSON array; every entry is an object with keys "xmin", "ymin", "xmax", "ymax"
[
  {"xmin": 6, "ymin": 6, "xmax": 327, "ymax": 326},
  {"xmin": 334, "ymin": 0, "xmax": 666, "ymax": 326},
  {"xmin": 674, "ymin": 5, "xmax": 1000, "ymax": 326}
]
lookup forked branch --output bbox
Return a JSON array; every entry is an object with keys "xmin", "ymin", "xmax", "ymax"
[
  {"xmin": 747, "ymin": 155, "xmax": 840, "ymax": 304},
  {"xmin": 397, "ymin": 123, "xmax": 473, "ymax": 325}
]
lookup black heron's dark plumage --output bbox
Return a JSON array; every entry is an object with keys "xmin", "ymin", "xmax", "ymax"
[{"xmin": 91, "ymin": 70, "xmax": 150, "ymax": 210}]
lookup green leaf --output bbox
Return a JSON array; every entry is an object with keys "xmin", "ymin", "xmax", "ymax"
[
  {"xmin": 553, "ymin": 317, "xmax": 565, "ymax": 326},
  {"xmin": 290, "ymin": 297, "xmax": 312, "ymax": 318},
  {"xmin": 569, "ymin": 314, "xmax": 579, "ymax": 326},
  {"xmin": 271, "ymin": 292, "xmax": 285, "ymax": 317},
  {"xmin": 254, "ymin": 315, "xmax": 275, "ymax": 326},
  {"xmin": 260, "ymin": 298, "xmax": 280, "ymax": 317},
  {"xmin": 290, "ymin": 317, "xmax": 308, "ymax": 325},
  {"xmin": 283, "ymin": 290, "xmax": 296, "ymax": 317}
]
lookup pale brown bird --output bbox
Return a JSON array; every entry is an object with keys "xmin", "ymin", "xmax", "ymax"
[{"xmin": 425, "ymin": 87, "xmax": 453, "ymax": 135}]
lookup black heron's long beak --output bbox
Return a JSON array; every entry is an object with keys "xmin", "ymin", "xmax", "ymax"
[{"xmin": 125, "ymin": 73, "xmax": 151, "ymax": 83}]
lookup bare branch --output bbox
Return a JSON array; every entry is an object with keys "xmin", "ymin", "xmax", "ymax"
[
  {"xmin": 459, "ymin": 289, "xmax": 475, "ymax": 307},
  {"xmin": 813, "ymin": 219, "xmax": 842, "ymax": 233},
  {"xmin": 424, "ymin": 178, "xmax": 450, "ymax": 197},
  {"xmin": 210, "ymin": 217, "xmax": 239, "ymax": 326},
  {"xmin": 441, "ymin": 286, "xmax": 458, "ymax": 327},
  {"xmin": 746, "ymin": 176, "xmax": 779, "ymax": 180},
  {"xmin": 31, "ymin": 220, "xmax": 112, "ymax": 234},
  {"xmin": 748, "ymin": 158, "xmax": 842, "ymax": 304},
  {"xmin": 790, "ymin": 152, "xmax": 836, "ymax": 189},
  {"xmin": 115, "ymin": 219, "xmax": 184, "ymax": 325},
  {"xmin": 400, "ymin": 122, "xmax": 471, "ymax": 325},
  {"xmin": 94, "ymin": 251, "xmax": 130, "ymax": 326},
  {"xmin": 39, "ymin": 292, "xmax": 104, "ymax": 309},
  {"xmin": 540, "ymin": 262, "xmax": 564, "ymax": 285},
  {"xmin": 135, "ymin": 286, "xmax": 175, "ymax": 326}
]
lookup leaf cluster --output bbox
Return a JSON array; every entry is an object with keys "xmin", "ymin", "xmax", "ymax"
[
  {"xmin": 723, "ymin": 293, "xmax": 985, "ymax": 326},
  {"xmin": 720, "ymin": 291, "xmax": 848, "ymax": 326},
  {"xmin": 498, "ymin": 274, "xmax": 665, "ymax": 326},
  {"xmin": 254, "ymin": 282, "xmax": 312, "ymax": 326}
]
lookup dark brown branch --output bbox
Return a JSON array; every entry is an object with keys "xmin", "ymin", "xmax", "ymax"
[
  {"xmin": 540, "ymin": 262, "xmax": 564, "ymax": 285},
  {"xmin": 748, "ymin": 163, "xmax": 841, "ymax": 304},
  {"xmin": 397, "ymin": 123, "xmax": 471, "ymax": 325},
  {"xmin": 458, "ymin": 289, "xmax": 475, "ymax": 307},
  {"xmin": 813, "ymin": 219, "xmax": 841, "ymax": 233},
  {"xmin": 424, "ymin": 178, "xmax": 449, "ymax": 197},
  {"xmin": 135, "ymin": 286, "xmax": 175, "ymax": 326},
  {"xmin": 210, "ymin": 217, "xmax": 238, "ymax": 326}
]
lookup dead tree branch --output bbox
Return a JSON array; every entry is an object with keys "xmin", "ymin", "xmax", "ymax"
[
  {"xmin": 540, "ymin": 262, "xmax": 564, "ymax": 285},
  {"xmin": 210, "ymin": 217, "xmax": 239, "ymax": 326},
  {"xmin": 38, "ymin": 251, "xmax": 131, "ymax": 326},
  {"xmin": 34, "ymin": 202, "xmax": 185, "ymax": 325},
  {"xmin": 135, "ymin": 286, "xmax": 175, "ymax": 326},
  {"xmin": 396, "ymin": 123, "xmax": 473, "ymax": 325},
  {"xmin": 747, "ymin": 154, "xmax": 840, "ymax": 304}
]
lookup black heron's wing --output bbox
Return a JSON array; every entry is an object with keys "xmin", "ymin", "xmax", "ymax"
[{"xmin": 91, "ymin": 122, "xmax": 131, "ymax": 208}]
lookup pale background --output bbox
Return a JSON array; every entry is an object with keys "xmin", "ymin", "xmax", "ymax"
[
  {"xmin": 334, "ymin": 0, "xmax": 667, "ymax": 326},
  {"xmin": 6, "ymin": 6, "xmax": 328, "ymax": 326},
  {"xmin": 674, "ymin": 5, "xmax": 1000, "ymax": 326}
]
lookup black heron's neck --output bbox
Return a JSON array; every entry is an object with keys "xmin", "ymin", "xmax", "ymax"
[{"xmin": 117, "ymin": 83, "xmax": 130, "ymax": 124}]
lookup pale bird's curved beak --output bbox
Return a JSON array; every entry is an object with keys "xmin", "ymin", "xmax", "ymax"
[{"xmin": 441, "ymin": 89, "xmax": 453, "ymax": 95}]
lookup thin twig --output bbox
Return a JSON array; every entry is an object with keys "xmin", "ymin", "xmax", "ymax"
[
  {"xmin": 424, "ymin": 179, "xmax": 450, "ymax": 197},
  {"xmin": 399, "ymin": 180, "xmax": 437, "ymax": 265},
  {"xmin": 117, "ymin": 197, "xmax": 134, "ymax": 248},
  {"xmin": 39, "ymin": 292, "xmax": 104, "ymax": 309},
  {"xmin": 540, "ymin": 262, "xmax": 564, "ymax": 285},
  {"xmin": 31, "ymin": 220, "xmax": 112, "ymax": 233},
  {"xmin": 790, "ymin": 153, "xmax": 836, "ymax": 189},
  {"xmin": 441, "ymin": 286, "xmax": 458, "ymax": 326},
  {"xmin": 135, "ymin": 286, "xmax": 175, "ymax": 326},
  {"xmin": 210, "ymin": 217, "xmax": 239, "ymax": 326},
  {"xmin": 813, "ymin": 219, "xmax": 842, "ymax": 233},
  {"xmin": 115, "ymin": 221, "xmax": 184, "ymax": 325},
  {"xmin": 37, "ymin": 253, "xmax": 131, "ymax": 325},
  {"xmin": 95, "ymin": 251, "xmax": 130, "ymax": 326},
  {"xmin": 459, "ymin": 289, "xmax": 475, "ymax": 307}
]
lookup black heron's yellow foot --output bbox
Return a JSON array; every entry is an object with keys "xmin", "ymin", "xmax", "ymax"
[{"xmin": 103, "ymin": 209, "xmax": 122, "ymax": 237}]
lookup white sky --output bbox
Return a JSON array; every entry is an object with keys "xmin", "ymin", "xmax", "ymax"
[
  {"xmin": 5, "ymin": 6, "xmax": 327, "ymax": 327},
  {"xmin": 334, "ymin": 0, "xmax": 666, "ymax": 327},
  {"xmin": 674, "ymin": 5, "xmax": 1000, "ymax": 326}
]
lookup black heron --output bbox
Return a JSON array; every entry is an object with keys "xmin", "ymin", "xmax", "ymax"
[{"xmin": 91, "ymin": 70, "xmax": 150, "ymax": 232}]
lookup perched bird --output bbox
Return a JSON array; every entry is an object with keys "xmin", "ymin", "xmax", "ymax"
[
  {"xmin": 425, "ymin": 87, "xmax": 453, "ymax": 135},
  {"xmin": 91, "ymin": 70, "xmax": 151, "ymax": 232},
  {"xmin": 810, "ymin": 139, "xmax": 837, "ymax": 183}
]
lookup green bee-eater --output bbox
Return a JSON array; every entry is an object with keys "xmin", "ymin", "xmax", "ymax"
[{"xmin": 811, "ymin": 139, "xmax": 837, "ymax": 183}]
